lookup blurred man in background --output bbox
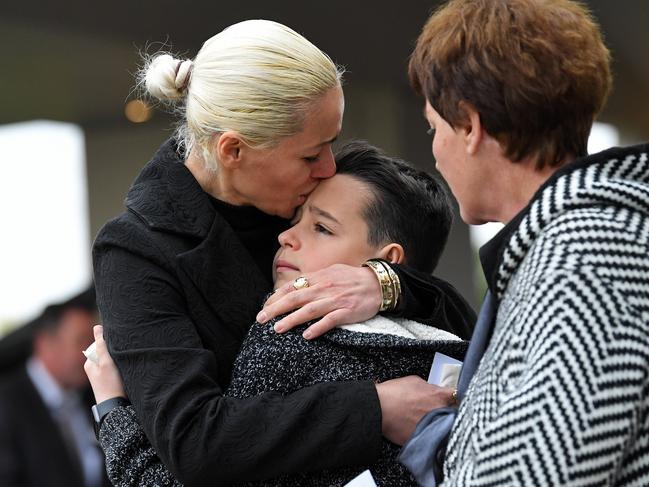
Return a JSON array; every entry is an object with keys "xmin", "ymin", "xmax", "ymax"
[{"xmin": 0, "ymin": 287, "xmax": 110, "ymax": 487}]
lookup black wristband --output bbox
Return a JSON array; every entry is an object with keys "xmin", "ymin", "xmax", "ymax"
[{"xmin": 91, "ymin": 397, "xmax": 130, "ymax": 439}]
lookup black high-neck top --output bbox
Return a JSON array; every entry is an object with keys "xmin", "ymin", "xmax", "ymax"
[{"xmin": 209, "ymin": 197, "xmax": 289, "ymax": 283}]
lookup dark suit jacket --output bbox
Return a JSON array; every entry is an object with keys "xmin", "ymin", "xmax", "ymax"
[
  {"xmin": 0, "ymin": 367, "xmax": 110, "ymax": 487},
  {"xmin": 93, "ymin": 139, "xmax": 476, "ymax": 486}
]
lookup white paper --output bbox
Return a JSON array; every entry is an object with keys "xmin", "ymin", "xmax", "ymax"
[
  {"xmin": 428, "ymin": 352, "xmax": 462, "ymax": 387},
  {"xmin": 344, "ymin": 470, "xmax": 378, "ymax": 487},
  {"xmin": 83, "ymin": 341, "xmax": 99, "ymax": 364}
]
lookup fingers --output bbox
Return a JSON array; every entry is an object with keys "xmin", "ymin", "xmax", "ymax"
[
  {"xmin": 263, "ymin": 279, "xmax": 295, "ymax": 307},
  {"xmin": 302, "ymin": 309, "xmax": 348, "ymax": 340},
  {"xmin": 93, "ymin": 324, "xmax": 105, "ymax": 348},
  {"xmin": 83, "ymin": 324, "xmax": 128, "ymax": 403},
  {"xmin": 264, "ymin": 274, "xmax": 314, "ymax": 308},
  {"xmin": 85, "ymin": 324, "xmax": 114, "ymax": 369},
  {"xmin": 259, "ymin": 263, "xmax": 380, "ymax": 331},
  {"xmin": 376, "ymin": 376, "xmax": 451, "ymax": 444},
  {"xmin": 83, "ymin": 325, "xmax": 104, "ymax": 366},
  {"xmin": 272, "ymin": 296, "xmax": 337, "ymax": 333},
  {"xmin": 258, "ymin": 281, "xmax": 326, "ymax": 323},
  {"xmin": 93, "ymin": 324, "xmax": 103, "ymax": 339},
  {"xmin": 83, "ymin": 356, "xmax": 95, "ymax": 375}
]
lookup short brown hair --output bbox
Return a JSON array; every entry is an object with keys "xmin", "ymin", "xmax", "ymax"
[{"xmin": 409, "ymin": 0, "xmax": 612, "ymax": 168}]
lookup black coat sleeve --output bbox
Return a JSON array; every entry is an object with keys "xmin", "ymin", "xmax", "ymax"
[
  {"xmin": 388, "ymin": 264, "xmax": 476, "ymax": 340},
  {"xmin": 93, "ymin": 218, "xmax": 382, "ymax": 487}
]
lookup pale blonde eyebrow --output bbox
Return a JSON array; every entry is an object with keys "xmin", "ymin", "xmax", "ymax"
[{"xmin": 307, "ymin": 135, "xmax": 339, "ymax": 151}]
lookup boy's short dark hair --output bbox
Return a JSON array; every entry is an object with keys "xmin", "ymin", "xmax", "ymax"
[{"xmin": 335, "ymin": 140, "xmax": 452, "ymax": 273}]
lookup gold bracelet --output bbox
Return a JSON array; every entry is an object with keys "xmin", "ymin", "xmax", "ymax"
[
  {"xmin": 377, "ymin": 260, "xmax": 401, "ymax": 310},
  {"xmin": 363, "ymin": 259, "xmax": 399, "ymax": 312}
]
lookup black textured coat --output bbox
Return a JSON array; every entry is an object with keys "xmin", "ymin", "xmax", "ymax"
[{"xmin": 93, "ymin": 139, "xmax": 476, "ymax": 486}]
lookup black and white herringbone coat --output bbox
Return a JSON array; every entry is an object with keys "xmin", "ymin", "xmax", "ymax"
[{"xmin": 443, "ymin": 144, "xmax": 649, "ymax": 486}]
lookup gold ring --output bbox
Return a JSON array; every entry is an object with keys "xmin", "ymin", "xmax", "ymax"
[{"xmin": 292, "ymin": 276, "xmax": 309, "ymax": 290}]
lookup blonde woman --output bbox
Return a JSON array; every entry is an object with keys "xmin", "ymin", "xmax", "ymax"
[{"xmin": 92, "ymin": 20, "xmax": 474, "ymax": 485}]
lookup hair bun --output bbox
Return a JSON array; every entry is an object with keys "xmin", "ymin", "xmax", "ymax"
[{"xmin": 145, "ymin": 54, "xmax": 193, "ymax": 101}]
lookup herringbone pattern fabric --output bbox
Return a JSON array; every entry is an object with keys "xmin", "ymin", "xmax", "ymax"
[{"xmin": 443, "ymin": 145, "xmax": 649, "ymax": 486}]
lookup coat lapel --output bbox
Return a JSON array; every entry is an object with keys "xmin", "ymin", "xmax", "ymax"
[{"xmin": 125, "ymin": 139, "xmax": 272, "ymax": 338}]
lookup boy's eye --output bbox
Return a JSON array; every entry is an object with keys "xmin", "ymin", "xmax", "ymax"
[
  {"xmin": 314, "ymin": 223, "xmax": 332, "ymax": 235},
  {"xmin": 427, "ymin": 127, "xmax": 436, "ymax": 137},
  {"xmin": 304, "ymin": 155, "xmax": 320, "ymax": 163}
]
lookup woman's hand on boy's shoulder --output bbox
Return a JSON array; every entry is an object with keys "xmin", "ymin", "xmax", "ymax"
[{"xmin": 257, "ymin": 263, "xmax": 382, "ymax": 339}]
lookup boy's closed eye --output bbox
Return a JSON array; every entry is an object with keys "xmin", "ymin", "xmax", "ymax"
[{"xmin": 313, "ymin": 223, "xmax": 333, "ymax": 235}]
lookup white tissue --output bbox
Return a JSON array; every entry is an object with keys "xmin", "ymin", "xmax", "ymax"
[{"xmin": 83, "ymin": 341, "xmax": 99, "ymax": 364}]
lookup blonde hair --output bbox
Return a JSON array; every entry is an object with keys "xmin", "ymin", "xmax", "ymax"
[{"xmin": 143, "ymin": 20, "xmax": 343, "ymax": 169}]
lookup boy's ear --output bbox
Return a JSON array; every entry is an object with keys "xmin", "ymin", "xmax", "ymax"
[{"xmin": 376, "ymin": 243, "xmax": 405, "ymax": 265}]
